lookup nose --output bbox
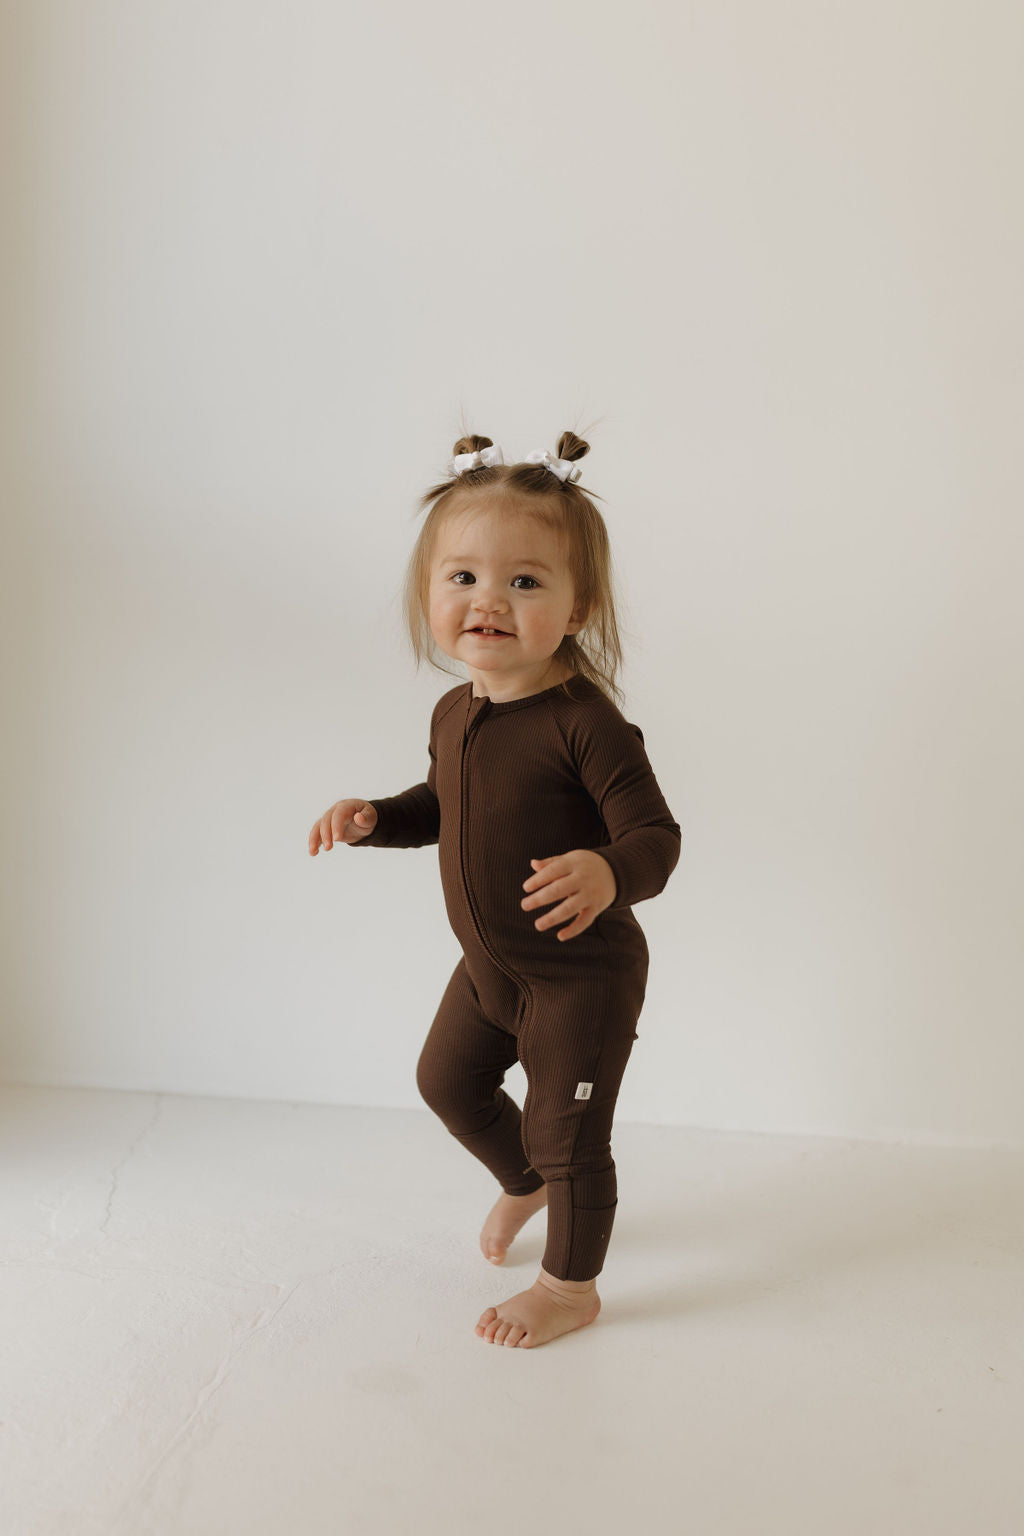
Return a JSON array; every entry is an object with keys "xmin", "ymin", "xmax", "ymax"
[{"xmin": 470, "ymin": 590, "xmax": 509, "ymax": 621}]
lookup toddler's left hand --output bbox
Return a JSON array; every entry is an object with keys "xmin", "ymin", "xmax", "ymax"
[{"xmin": 521, "ymin": 850, "xmax": 617, "ymax": 941}]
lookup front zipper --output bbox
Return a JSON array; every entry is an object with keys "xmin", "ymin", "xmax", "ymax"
[
  {"xmin": 460, "ymin": 699, "xmax": 537, "ymax": 1176},
  {"xmin": 458, "ymin": 704, "xmax": 531, "ymax": 1028}
]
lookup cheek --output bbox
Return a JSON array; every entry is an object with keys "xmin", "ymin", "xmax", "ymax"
[
  {"xmin": 429, "ymin": 591, "xmax": 461, "ymax": 626},
  {"xmin": 529, "ymin": 602, "xmax": 561, "ymax": 633}
]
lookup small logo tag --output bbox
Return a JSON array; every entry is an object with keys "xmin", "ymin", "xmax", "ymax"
[{"xmin": 575, "ymin": 1082, "xmax": 593, "ymax": 1100}]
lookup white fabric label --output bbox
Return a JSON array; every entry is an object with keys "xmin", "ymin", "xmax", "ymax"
[{"xmin": 575, "ymin": 1082, "xmax": 593, "ymax": 1100}]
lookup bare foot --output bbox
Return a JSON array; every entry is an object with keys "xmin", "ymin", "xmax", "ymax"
[
  {"xmin": 475, "ymin": 1266, "xmax": 601, "ymax": 1349},
  {"xmin": 479, "ymin": 1185, "xmax": 548, "ymax": 1266}
]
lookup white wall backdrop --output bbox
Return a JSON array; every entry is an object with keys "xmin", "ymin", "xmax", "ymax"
[{"xmin": 2, "ymin": 1, "xmax": 1021, "ymax": 1145}]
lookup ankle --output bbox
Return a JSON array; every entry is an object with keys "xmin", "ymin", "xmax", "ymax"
[{"xmin": 538, "ymin": 1266, "xmax": 598, "ymax": 1295}]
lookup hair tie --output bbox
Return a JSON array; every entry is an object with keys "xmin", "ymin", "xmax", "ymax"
[
  {"xmin": 524, "ymin": 448, "xmax": 583, "ymax": 484},
  {"xmin": 447, "ymin": 445, "xmax": 505, "ymax": 476}
]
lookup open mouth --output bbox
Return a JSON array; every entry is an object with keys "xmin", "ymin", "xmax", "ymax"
[{"xmin": 466, "ymin": 627, "xmax": 512, "ymax": 636}]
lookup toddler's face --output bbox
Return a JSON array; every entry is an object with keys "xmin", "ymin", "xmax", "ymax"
[{"xmin": 428, "ymin": 501, "xmax": 586, "ymax": 691}]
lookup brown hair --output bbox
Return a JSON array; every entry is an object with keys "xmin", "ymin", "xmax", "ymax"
[{"xmin": 399, "ymin": 429, "xmax": 627, "ymax": 707}]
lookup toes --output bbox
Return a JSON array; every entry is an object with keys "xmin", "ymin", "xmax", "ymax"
[
  {"xmin": 479, "ymin": 1310, "xmax": 502, "ymax": 1342},
  {"xmin": 475, "ymin": 1304, "xmax": 530, "ymax": 1346}
]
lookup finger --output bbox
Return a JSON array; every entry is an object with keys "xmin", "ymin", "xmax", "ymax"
[
  {"xmin": 322, "ymin": 815, "xmax": 336, "ymax": 850},
  {"xmin": 559, "ymin": 904, "xmax": 596, "ymax": 939},
  {"xmin": 523, "ymin": 858, "xmax": 558, "ymax": 889},
  {"xmin": 554, "ymin": 908, "xmax": 592, "ymax": 940},
  {"xmin": 533, "ymin": 897, "xmax": 584, "ymax": 931},
  {"xmin": 555, "ymin": 909, "xmax": 589, "ymax": 933},
  {"xmin": 332, "ymin": 807, "xmax": 358, "ymax": 843},
  {"xmin": 522, "ymin": 863, "xmax": 571, "ymax": 894},
  {"xmin": 350, "ymin": 808, "xmax": 375, "ymax": 841},
  {"xmin": 522, "ymin": 877, "xmax": 576, "ymax": 911}
]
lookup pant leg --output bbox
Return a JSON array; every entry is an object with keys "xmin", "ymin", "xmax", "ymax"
[
  {"xmin": 416, "ymin": 956, "xmax": 545, "ymax": 1197},
  {"xmin": 518, "ymin": 971, "xmax": 641, "ymax": 1282}
]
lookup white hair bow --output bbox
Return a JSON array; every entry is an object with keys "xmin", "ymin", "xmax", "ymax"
[
  {"xmin": 525, "ymin": 448, "xmax": 583, "ymax": 483},
  {"xmin": 447, "ymin": 445, "xmax": 505, "ymax": 476}
]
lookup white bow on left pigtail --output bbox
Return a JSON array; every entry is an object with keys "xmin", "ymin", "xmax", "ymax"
[
  {"xmin": 447, "ymin": 445, "xmax": 505, "ymax": 476},
  {"xmin": 524, "ymin": 448, "xmax": 583, "ymax": 483}
]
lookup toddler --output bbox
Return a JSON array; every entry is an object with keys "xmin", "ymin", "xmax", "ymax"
[{"xmin": 308, "ymin": 430, "xmax": 681, "ymax": 1349}]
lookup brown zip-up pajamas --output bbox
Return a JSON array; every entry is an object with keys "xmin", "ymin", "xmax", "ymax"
[{"xmin": 352, "ymin": 675, "xmax": 681, "ymax": 1281}]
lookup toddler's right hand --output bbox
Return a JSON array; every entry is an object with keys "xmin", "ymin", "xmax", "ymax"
[{"xmin": 308, "ymin": 799, "xmax": 378, "ymax": 854}]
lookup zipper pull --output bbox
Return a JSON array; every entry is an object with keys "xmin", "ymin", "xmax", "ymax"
[{"xmin": 465, "ymin": 694, "xmax": 491, "ymax": 735}]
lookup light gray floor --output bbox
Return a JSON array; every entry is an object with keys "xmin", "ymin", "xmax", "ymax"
[{"xmin": 1, "ymin": 1083, "xmax": 1022, "ymax": 1535}]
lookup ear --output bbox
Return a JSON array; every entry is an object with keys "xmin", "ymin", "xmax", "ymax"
[{"xmin": 565, "ymin": 603, "xmax": 590, "ymax": 636}]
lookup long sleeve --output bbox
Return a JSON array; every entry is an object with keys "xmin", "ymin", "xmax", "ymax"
[
  {"xmin": 349, "ymin": 709, "xmax": 440, "ymax": 850},
  {"xmin": 569, "ymin": 706, "xmax": 681, "ymax": 910}
]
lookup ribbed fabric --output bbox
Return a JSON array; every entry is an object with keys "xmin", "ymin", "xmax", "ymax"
[{"xmin": 352, "ymin": 675, "xmax": 681, "ymax": 1280}]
